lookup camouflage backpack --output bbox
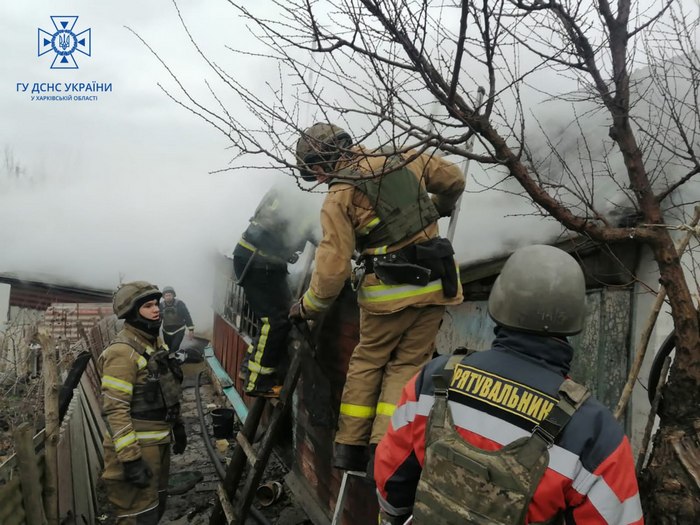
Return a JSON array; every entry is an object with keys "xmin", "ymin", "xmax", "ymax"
[{"xmin": 412, "ymin": 353, "xmax": 590, "ymax": 525}]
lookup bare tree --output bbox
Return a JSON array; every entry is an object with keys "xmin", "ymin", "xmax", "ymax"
[
  {"xmin": 154, "ymin": 0, "xmax": 700, "ymax": 520},
  {"xmin": 1, "ymin": 147, "xmax": 26, "ymax": 181}
]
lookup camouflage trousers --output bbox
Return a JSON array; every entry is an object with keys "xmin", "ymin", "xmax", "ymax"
[
  {"xmin": 102, "ymin": 444, "xmax": 171, "ymax": 524},
  {"xmin": 336, "ymin": 305, "xmax": 444, "ymax": 446}
]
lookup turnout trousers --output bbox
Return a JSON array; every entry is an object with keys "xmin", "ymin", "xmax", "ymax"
[
  {"xmin": 102, "ymin": 444, "xmax": 171, "ymax": 524},
  {"xmin": 335, "ymin": 304, "xmax": 444, "ymax": 446},
  {"xmin": 233, "ymin": 255, "xmax": 292, "ymax": 391}
]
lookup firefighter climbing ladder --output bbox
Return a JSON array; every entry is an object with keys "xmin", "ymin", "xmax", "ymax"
[
  {"xmin": 209, "ymin": 242, "xmax": 317, "ymax": 525},
  {"xmin": 210, "ymin": 324, "xmax": 309, "ymax": 525}
]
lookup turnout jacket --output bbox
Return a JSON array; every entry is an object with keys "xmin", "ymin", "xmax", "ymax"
[
  {"xmin": 97, "ymin": 324, "xmax": 173, "ymax": 463},
  {"xmin": 237, "ymin": 184, "xmax": 318, "ymax": 266},
  {"xmin": 301, "ymin": 147, "xmax": 465, "ymax": 317},
  {"xmin": 159, "ymin": 298, "xmax": 194, "ymax": 334},
  {"xmin": 375, "ymin": 329, "xmax": 643, "ymax": 525}
]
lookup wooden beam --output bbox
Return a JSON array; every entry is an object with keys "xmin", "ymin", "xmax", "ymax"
[
  {"xmin": 39, "ymin": 329, "xmax": 59, "ymax": 525},
  {"xmin": 13, "ymin": 422, "xmax": 47, "ymax": 525},
  {"xmin": 216, "ymin": 484, "xmax": 235, "ymax": 525}
]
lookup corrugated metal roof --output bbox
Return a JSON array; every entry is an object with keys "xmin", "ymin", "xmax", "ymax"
[
  {"xmin": 44, "ymin": 303, "xmax": 114, "ymax": 345},
  {"xmin": 0, "ymin": 275, "xmax": 112, "ymax": 311}
]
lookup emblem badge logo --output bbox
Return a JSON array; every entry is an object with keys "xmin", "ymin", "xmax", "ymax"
[{"xmin": 38, "ymin": 16, "xmax": 91, "ymax": 69}]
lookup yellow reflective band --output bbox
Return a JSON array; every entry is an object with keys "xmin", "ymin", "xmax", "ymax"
[
  {"xmin": 103, "ymin": 375, "xmax": 133, "ymax": 395},
  {"xmin": 357, "ymin": 217, "xmax": 380, "ymax": 236},
  {"xmin": 358, "ymin": 279, "xmax": 443, "ymax": 303},
  {"xmin": 376, "ymin": 402, "xmax": 396, "ymax": 416},
  {"xmin": 303, "ymin": 289, "xmax": 334, "ymax": 312},
  {"xmin": 136, "ymin": 430, "xmax": 170, "ymax": 442},
  {"xmin": 247, "ymin": 361, "xmax": 276, "ymax": 375},
  {"xmin": 238, "ymin": 238, "xmax": 257, "ymax": 252},
  {"xmin": 368, "ymin": 245, "xmax": 388, "ymax": 255},
  {"xmin": 114, "ymin": 431, "xmax": 137, "ymax": 451},
  {"xmin": 136, "ymin": 356, "xmax": 148, "ymax": 370},
  {"xmin": 252, "ymin": 318, "xmax": 270, "ymax": 365},
  {"xmin": 340, "ymin": 403, "xmax": 376, "ymax": 419},
  {"xmin": 239, "ymin": 238, "xmax": 273, "ymax": 259}
]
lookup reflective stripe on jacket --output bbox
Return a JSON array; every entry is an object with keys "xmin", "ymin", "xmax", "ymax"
[
  {"xmin": 375, "ymin": 330, "xmax": 644, "ymax": 525},
  {"xmin": 302, "ymin": 147, "xmax": 465, "ymax": 316},
  {"xmin": 97, "ymin": 325, "xmax": 172, "ymax": 463}
]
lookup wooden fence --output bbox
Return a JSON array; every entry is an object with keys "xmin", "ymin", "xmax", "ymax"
[{"xmin": 0, "ymin": 315, "xmax": 117, "ymax": 525}]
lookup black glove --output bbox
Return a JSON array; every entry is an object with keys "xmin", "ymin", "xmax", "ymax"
[
  {"xmin": 172, "ymin": 421, "xmax": 187, "ymax": 455},
  {"xmin": 288, "ymin": 301, "xmax": 307, "ymax": 322},
  {"xmin": 431, "ymin": 195, "xmax": 455, "ymax": 218},
  {"xmin": 122, "ymin": 458, "xmax": 152, "ymax": 488}
]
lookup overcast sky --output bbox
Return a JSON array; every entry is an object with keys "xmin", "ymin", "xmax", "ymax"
[
  {"xmin": 0, "ymin": 1, "xmax": 310, "ymax": 329},
  {"xmin": 2, "ymin": 1, "xmax": 695, "ymax": 330}
]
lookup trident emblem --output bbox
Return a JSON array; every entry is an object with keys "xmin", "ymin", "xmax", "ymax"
[{"xmin": 58, "ymin": 33, "xmax": 71, "ymax": 51}]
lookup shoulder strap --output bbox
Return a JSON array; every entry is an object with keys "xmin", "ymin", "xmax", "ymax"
[
  {"xmin": 433, "ymin": 348, "xmax": 477, "ymax": 393},
  {"xmin": 532, "ymin": 378, "xmax": 590, "ymax": 446},
  {"xmin": 110, "ymin": 332, "xmax": 156, "ymax": 358},
  {"xmin": 431, "ymin": 349, "xmax": 478, "ymax": 430},
  {"xmin": 515, "ymin": 378, "xmax": 590, "ymax": 470}
]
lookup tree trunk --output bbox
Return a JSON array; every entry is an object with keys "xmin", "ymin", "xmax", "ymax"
[
  {"xmin": 641, "ymin": 421, "xmax": 700, "ymax": 524},
  {"xmin": 641, "ymin": 231, "xmax": 700, "ymax": 524}
]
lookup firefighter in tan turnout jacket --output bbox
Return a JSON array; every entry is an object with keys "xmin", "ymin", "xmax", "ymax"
[
  {"xmin": 98, "ymin": 281, "xmax": 187, "ymax": 524},
  {"xmin": 289, "ymin": 123, "xmax": 465, "ymax": 475}
]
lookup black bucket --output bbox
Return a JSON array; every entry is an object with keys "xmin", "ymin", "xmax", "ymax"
[{"xmin": 211, "ymin": 408, "xmax": 235, "ymax": 439}]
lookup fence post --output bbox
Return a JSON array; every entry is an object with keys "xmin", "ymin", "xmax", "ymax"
[
  {"xmin": 39, "ymin": 328, "xmax": 59, "ymax": 525},
  {"xmin": 13, "ymin": 422, "xmax": 48, "ymax": 525}
]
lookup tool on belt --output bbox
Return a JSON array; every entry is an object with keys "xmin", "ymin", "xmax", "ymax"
[{"xmin": 357, "ymin": 237, "xmax": 459, "ymax": 297}]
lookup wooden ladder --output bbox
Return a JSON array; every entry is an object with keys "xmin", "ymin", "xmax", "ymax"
[{"xmin": 209, "ymin": 324, "xmax": 309, "ymax": 525}]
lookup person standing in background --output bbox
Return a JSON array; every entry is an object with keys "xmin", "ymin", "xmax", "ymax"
[{"xmin": 159, "ymin": 286, "xmax": 194, "ymax": 353}]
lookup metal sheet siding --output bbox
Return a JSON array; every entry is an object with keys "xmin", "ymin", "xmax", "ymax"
[
  {"xmin": 437, "ymin": 289, "xmax": 633, "ymax": 411},
  {"xmin": 569, "ymin": 288, "xmax": 632, "ymax": 410}
]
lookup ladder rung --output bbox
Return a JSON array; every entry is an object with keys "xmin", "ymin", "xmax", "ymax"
[
  {"xmin": 236, "ymin": 432, "xmax": 259, "ymax": 468},
  {"xmin": 217, "ymin": 483, "xmax": 236, "ymax": 524}
]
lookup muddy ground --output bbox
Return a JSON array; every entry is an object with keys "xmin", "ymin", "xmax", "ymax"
[{"xmin": 98, "ymin": 373, "xmax": 312, "ymax": 525}]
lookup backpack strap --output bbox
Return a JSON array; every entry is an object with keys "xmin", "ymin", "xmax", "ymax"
[
  {"xmin": 515, "ymin": 378, "xmax": 590, "ymax": 470},
  {"xmin": 432, "ymin": 348, "xmax": 478, "ymax": 429},
  {"xmin": 532, "ymin": 378, "xmax": 590, "ymax": 447}
]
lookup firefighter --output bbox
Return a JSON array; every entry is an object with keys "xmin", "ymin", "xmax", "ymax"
[
  {"xmin": 98, "ymin": 281, "xmax": 188, "ymax": 524},
  {"xmin": 374, "ymin": 245, "xmax": 643, "ymax": 525},
  {"xmin": 159, "ymin": 286, "xmax": 194, "ymax": 353},
  {"xmin": 234, "ymin": 183, "xmax": 317, "ymax": 397},
  {"xmin": 289, "ymin": 123, "xmax": 465, "ymax": 474}
]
